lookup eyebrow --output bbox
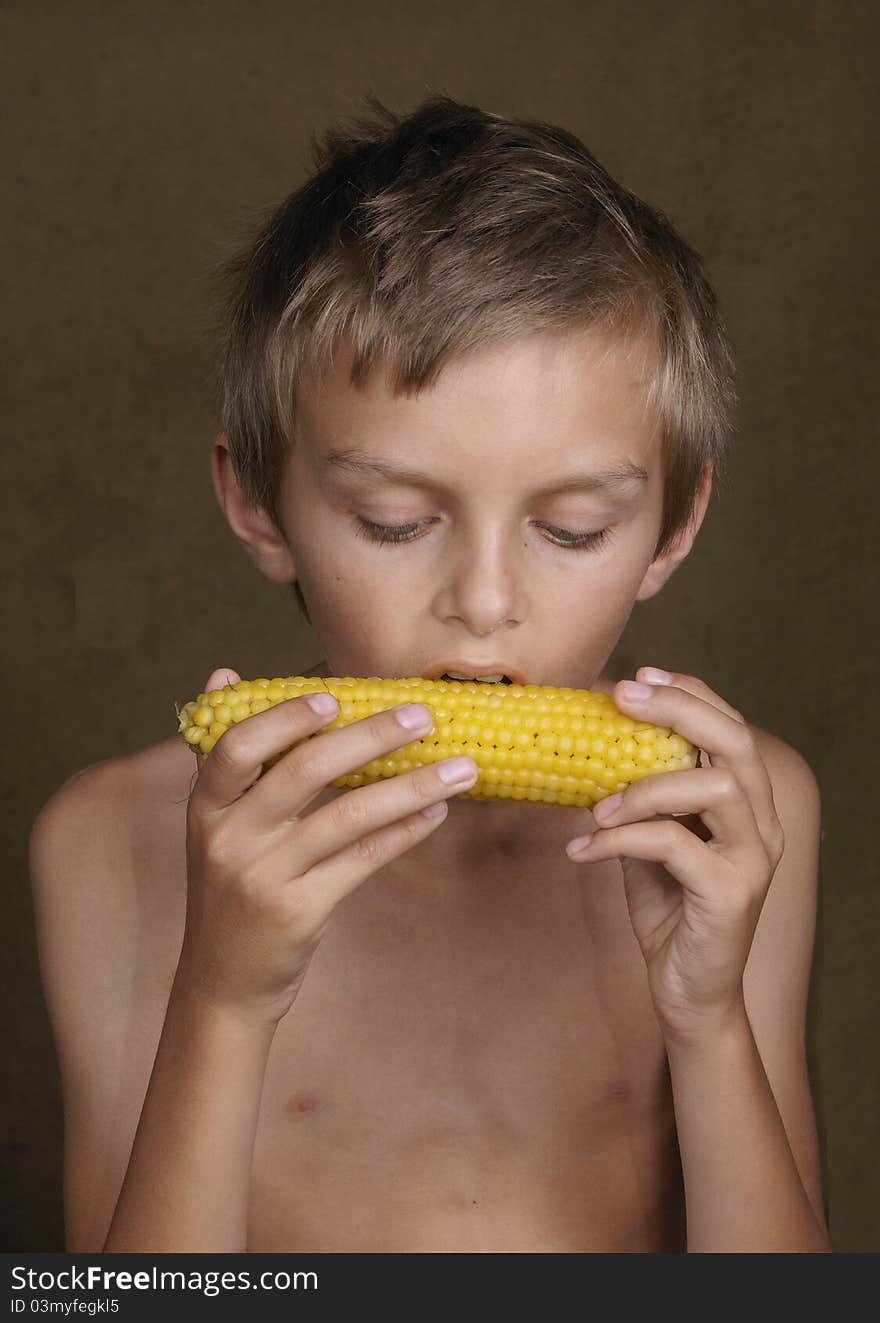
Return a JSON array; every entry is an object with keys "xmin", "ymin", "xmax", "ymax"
[{"xmin": 319, "ymin": 446, "xmax": 649, "ymax": 495}]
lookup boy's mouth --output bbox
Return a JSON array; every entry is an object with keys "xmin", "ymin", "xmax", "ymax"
[
  {"xmin": 420, "ymin": 661, "xmax": 527, "ymax": 685},
  {"xmin": 440, "ymin": 672, "xmax": 513, "ymax": 685}
]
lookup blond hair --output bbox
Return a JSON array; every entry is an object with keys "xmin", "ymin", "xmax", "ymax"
[{"xmin": 214, "ymin": 93, "xmax": 736, "ymax": 626}]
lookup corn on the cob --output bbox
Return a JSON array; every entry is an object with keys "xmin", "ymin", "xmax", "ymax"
[{"xmin": 175, "ymin": 675, "xmax": 697, "ymax": 808}]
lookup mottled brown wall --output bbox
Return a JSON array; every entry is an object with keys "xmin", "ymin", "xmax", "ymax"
[{"xmin": 4, "ymin": 0, "xmax": 877, "ymax": 1251}]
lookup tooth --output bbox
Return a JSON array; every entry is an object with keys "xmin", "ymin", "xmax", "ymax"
[{"xmin": 445, "ymin": 671, "xmax": 505, "ymax": 683}]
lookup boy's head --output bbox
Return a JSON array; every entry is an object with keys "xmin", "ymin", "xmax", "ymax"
[{"xmin": 211, "ymin": 93, "xmax": 735, "ymax": 688}]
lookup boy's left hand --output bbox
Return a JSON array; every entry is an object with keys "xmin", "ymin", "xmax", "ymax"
[{"xmin": 566, "ymin": 667, "xmax": 786, "ymax": 1046}]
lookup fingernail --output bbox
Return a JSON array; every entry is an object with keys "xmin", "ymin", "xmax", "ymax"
[
  {"xmin": 567, "ymin": 834, "xmax": 594, "ymax": 858},
  {"xmin": 437, "ymin": 756, "xmax": 478, "ymax": 785},
  {"xmin": 640, "ymin": 667, "xmax": 672, "ymax": 685},
  {"xmin": 395, "ymin": 703, "xmax": 434, "ymax": 731},
  {"xmin": 307, "ymin": 693, "xmax": 339, "ymax": 715},
  {"xmin": 593, "ymin": 793, "xmax": 622, "ymax": 820},
  {"xmin": 619, "ymin": 680, "xmax": 654, "ymax": 701}
]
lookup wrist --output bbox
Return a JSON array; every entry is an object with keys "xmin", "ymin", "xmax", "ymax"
[
  {"xmin": 168, "ymin": 971, "xmax": 282, "ymax": 1047},
  {"xmin": 660, "ymin": 994, "xmax": 751, "ymax": 1057}
]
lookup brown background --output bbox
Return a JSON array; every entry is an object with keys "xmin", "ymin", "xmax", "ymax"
[{"xmin": 3, "ymin": 0, "xmax": 877, "ymax": 1251}]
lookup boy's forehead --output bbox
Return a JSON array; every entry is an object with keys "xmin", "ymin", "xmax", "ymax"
[{"xmin": 296, "ymin": 323, "xmax": 661, "ymax": 444}]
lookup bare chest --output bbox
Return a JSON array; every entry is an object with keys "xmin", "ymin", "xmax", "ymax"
[
  {"xmin": 136, "ymin": 742, "xmax": 685, "ymax": 1253},
  {"xmin": 249, "ymin": 941, "xmax": 684, "ymax": 1252}
]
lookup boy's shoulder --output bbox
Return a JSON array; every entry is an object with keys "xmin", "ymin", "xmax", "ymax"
[
  {"xmin": 30, "ymin": 734, "xmax": 194, "ymax": 925},
  {"xmin": 120, "ymin": 734, "xmax": 197, "ymax": 876},
  {"xmin": 735, "ymin": 717, "xmax": 819, "ymax": 815},
  {"xmin": 35, "ymin": 733, "xmax": 191, "ymax": 831},
  {"xmin": 755, "ymin": 721, "xmax": 817, "ymax": 784},
  {"xmin": 36, "ymin": 732, "xmax": 191, "ymax": 816}
]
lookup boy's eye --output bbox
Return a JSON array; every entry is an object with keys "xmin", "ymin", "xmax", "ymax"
[{"xmin": 352, "ymin": 516, "xmax": 613, "ymax": 552}]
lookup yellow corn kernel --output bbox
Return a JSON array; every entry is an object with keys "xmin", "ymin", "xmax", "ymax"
[{"xmin": 174, "ymin": 675, "xmax": 698, "ymax": 808}]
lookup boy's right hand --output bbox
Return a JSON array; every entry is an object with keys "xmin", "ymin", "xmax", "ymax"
[{"xmin": 176, "ymin": 668, "xmax": 477, "ymax": 1029}]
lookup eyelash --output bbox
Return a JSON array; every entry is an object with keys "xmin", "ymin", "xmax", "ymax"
[{"xmin": 352, "ymin": 516, "xmax": 613, "ymax": 552}]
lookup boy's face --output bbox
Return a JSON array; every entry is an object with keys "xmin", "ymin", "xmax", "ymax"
[{"xmin": 216, "ymin": 324, "xmax": 710, "ymax": 692}]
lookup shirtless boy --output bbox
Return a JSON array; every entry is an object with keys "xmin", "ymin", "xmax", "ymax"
[{"xmin": 29, "ymin": 94, "xmax": 831, "ymax": 1252}]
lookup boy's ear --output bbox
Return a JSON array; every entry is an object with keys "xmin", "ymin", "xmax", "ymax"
[
  {"xmin": 635, "ymin": 462, "xmax": 713, "ymax": 602},
  {"xmin": 210, "ymin": 432, "xmax": 297, "ymax": 585}
]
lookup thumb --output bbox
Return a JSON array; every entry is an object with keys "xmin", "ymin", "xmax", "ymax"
[{"xmin": 203, "ymin": 666, "xmax": 242, "ymax": 692}]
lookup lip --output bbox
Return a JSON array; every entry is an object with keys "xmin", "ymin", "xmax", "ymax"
[{"xmin": 420, "ymin": 660, "xmax": 528, "ymax": 686}]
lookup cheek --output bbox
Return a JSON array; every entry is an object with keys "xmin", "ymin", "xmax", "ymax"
[{"xmin": 293, "ymin": 541, "xmax": 394, "ymax": 640}]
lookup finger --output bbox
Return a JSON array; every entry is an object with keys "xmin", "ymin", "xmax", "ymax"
[
  {"xmin": 613, "ymin": 674, "xmax": 779, "ymax": 846},
  {"xmin": 204, "ymin": 666, "xmax": 242, "ymax": 693},
  {"xmin": 567, "ymin": 818, "xmax": 748, "ymax": 903},
  {"xmin": 283, "ymin": 744, "xmax": 478, "ymax": 870},
  {"xmin": 588, "ymin": 766, "xmax": 760, "ymax": 853},
  {"xmin": 287, "ymin": 761, "xmax": 480, "ymax": 912},
  {"xmin": 222, "ymin": 698, "xmax": 470, "ymax": 833},
  {"xmin": 636, "ymin": 666, "xmax": 747, "ymax": 724},
  {"xmin": 184, "ymin": 669, "xmax": 244, "ymax": 795},
  {"xmin": 192, "ymin": 689, "xmax": 344, "ymax": 813}
]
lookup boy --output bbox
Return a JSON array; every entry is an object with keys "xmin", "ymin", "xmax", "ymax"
[{"xmin": 28, "ymin": 94, "xmax": 831, "ymax": 1252}]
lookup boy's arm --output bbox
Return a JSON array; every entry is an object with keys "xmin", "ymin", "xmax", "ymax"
[
  {"xmin": 666, "ymin": 731, "xmax": 831, "ymax": 1252},
  {"xmin": 102, "ymin": 979, "xmax": 276, "ymax": 1252},
  {"xmin": 28, "ymin": 763, "xmax": 275, "ymax": 1253},
  {"xmin": 29, "ymin": 763, "xmax": 148, "ymax": 1252}
]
